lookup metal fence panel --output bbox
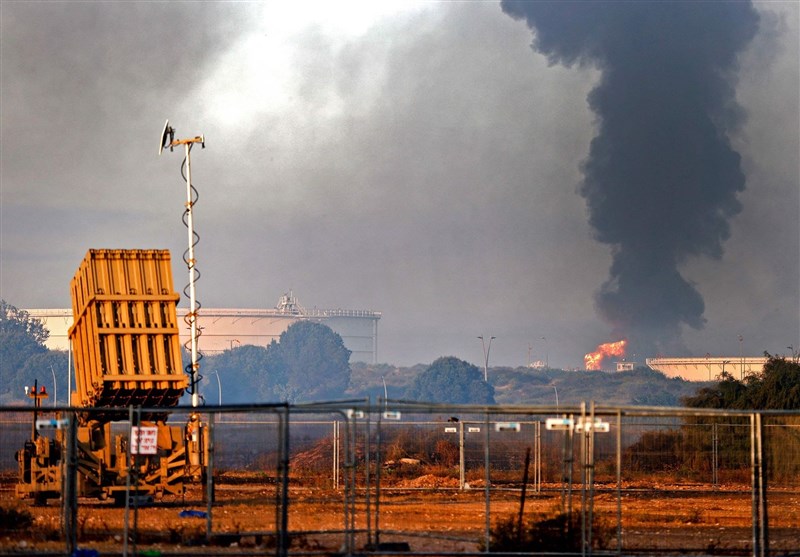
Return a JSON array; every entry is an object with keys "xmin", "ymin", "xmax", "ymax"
[{"xmin": 2, "ymin": 404, "xmax": 799, "ymax": 555}]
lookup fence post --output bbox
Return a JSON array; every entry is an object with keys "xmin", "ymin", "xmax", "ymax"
[
  {"xmin": 205, "ymin": 411, "xmax": 215, "ymax": 541},
  {"xmin": 364, "ymin": 401, "xmax": 372, "ymax": 548},
  {"xmin": 374, "ymin": 411, "xmax": 382, "ymax": 547},
  {"xmin": 751, "ymin": 412, "xmax": 769, "ymax": 557},
  {"xmin": 459, "ymin": 421, "xmax": 465, "ymax": 490},
  {"xmin": 277, "ymin": 405, "xmax": 290, "ymax": 557},
  {"xmin": 484, "ymin": 411, "xmax": 491, "ymax": 553},
  {"xmin": 335, "ymin": 420, "xmax": 340, "ymax": 489},
  {"xmin": 63, "ymin": 410, "xmax": 78, "ymax": 556},
  {"xmin": 615, "ymin": 410, "xmax": 622, "ymax": 556},
  {"xmin": 579, "ymin": 402, "xmax": 587, "ymax": 557},
  {"xmin": 535, "ymin": 420, "xmax": 541, "ymax": 493}
]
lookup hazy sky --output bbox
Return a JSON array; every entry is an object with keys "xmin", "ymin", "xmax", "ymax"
[{"xmin": 2, "ymin": 1, "xmax": 798, "ymax": 369}]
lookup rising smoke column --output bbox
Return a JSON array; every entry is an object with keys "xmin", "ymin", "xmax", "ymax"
[{"xmin": 501, "ymin": 1, "xmax": 760, "ymax": 355}]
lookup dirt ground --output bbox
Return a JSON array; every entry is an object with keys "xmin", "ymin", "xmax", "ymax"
[{"xmin": 2, "ymin": 473, "xmax": 799, "ymax": 555}]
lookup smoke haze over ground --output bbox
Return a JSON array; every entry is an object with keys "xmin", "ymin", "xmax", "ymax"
[{"xmin": 1, "ymin": 2, "xmax": 797, "ymax": 369}]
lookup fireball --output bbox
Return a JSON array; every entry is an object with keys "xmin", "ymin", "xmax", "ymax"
[{"xmin": 584, "ymin": 339, "xmax": 627, "ymax": 370}]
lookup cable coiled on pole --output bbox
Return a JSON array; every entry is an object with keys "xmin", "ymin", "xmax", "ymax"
[{"xmin": 180, "ymin": 147, "xmax": 203, "ymax": 403}]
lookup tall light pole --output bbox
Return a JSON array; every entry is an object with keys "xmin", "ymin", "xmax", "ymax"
[
  {"xmin": 477, "ymin": 336, "xmax": 495, "ymax": 382},
  {"xmin": 49, "ymin": 365, "xmax": 57, "ymax": 408},
  {"xmin": 738, "ymin": 334, "xmax": 744, "ymax": 380},
  {"xmin": 209, "ymin": 370, "xmax": 222, "ymax": 406},
  {"xmin": 160, "ymin": 120, "xmax": 205, "ymax": 408},
  {"xmin": 540, "ymin": 336, "xmax": 549, "ymax": 369}
]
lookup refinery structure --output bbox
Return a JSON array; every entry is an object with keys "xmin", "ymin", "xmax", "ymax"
[
  {"xmin": 26, "ymin": 291, "xmax": 382, "ymax": 364},
  {"xmin": 646, "ymin": 356, "xmax": 770, "ymax": 382}
]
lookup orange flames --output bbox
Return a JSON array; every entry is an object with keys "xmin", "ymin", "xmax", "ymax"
[{"xmin": 584, "ymin": 339, "xmax": 627, "ymax": 370}]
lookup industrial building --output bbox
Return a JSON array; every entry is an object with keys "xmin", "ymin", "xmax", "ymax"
[
  {"xmin": 646, "ymin": 356, "xmax": 769, "ymax": 382},
  {"xmin": 26, "ymin": 292, "xmax": 381, "ymax": 363}
]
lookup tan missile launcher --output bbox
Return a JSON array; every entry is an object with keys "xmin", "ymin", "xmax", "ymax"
[
  {"xmin": 69, "ymin": 249, "xmax": 187, "ymax": 414},
  {"xmin": 16, "ymin": 249, "xmax": 206, "ymax": 505}
]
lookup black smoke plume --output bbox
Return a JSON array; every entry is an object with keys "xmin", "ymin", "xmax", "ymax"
[{"xmin": 501, "ymin": 1, "xmax": 760, "ymax": 356}]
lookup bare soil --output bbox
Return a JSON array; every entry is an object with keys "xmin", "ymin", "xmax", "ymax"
[{"xmin": 2, "ymin": 473, "xmax": 799, "ymax": 555}]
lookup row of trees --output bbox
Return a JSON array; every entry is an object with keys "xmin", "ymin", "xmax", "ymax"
[
  {"xmin": 620, "ymin": 356, "xmax": 800, "ymax": 481},
  {"xmin": 3, "ymin": 299, "xmax": 796, "ymax": 408},
  {"xmin": 0, "ymin": 301, "xmax": 69, "ymax": 404},
  {"xmin": 201, "ymin": 320, "xmax": 353, "ymax": 403},
  {"xmin": 683, "ymin": 355, "xmax": 800, "ymax": 410},
  {"xmin": 1, "ymin": 300, "xmax": 495, "ymax": 406}
]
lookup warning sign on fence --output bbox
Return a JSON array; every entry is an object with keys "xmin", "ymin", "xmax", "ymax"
[{"xmin": 131, "ymin": 426, "xmax": 159, "ymax": 455}]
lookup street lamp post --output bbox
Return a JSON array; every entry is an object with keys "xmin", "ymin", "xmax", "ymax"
[
  {"xmin": 209, "ymin": 371, "xmax": 222, "ymax": 406},
  {"xmin": 540, "ymin": 336, "xmax": 549, "ymax": 369},
  {"xmin": 477, "ymin": 336, "xmax": 495, "ymax": 382},
  {"xmin": 738, "ymin": 334, "xmax": 744, "ymax": 380},
  {"xmin": 49, "ymin": 365, "xmax": 57, "ymax": 408}
]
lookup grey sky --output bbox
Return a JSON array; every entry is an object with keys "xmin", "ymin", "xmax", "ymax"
[{"xmin": 1, "ymin": 1, "xmax": 797, "ymax": 369}]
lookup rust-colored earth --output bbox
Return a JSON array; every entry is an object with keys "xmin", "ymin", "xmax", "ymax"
[{"xmin": 2, "ymin": 472, "xmax": 799, "ymax": 554}]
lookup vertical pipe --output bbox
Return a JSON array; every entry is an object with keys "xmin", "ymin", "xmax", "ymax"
[
  {"xmin": 750, "ymin": 413, "xmax": 759, "ymax": 557},
  {"xmin": 67, "ymin": 339, "xmax": 72, "ymax": 408},
  {"xmin": 616, "ymin": 410, "xmax": 622, "ymax": 556},
  {"xmin": 32, "ymin": 379, "xmax": 38, "ymax": 441},
  {"xmin": 205, "ymin": 412, "xmax": 215, "ymax": 541},
  {"xmin": 580, "ymin": 401, "xmax": 587, "ymax": 557},
  {"xmin": 342, "ymin": 414, "xmax": 353, "ymax": 556},
  {"xmin": 278, "ymin": 406, "xmax": 291, "ymax": 557},
  {"xmin": 713, "ymin": 422, "xmax": 719, "ymax": 488},
  {"xmin": 459, "ymin": 421, "xmax": 465, "ymax": 490},
  {"xmin": 561, "ymin": 416, "xmax": 568, "ymax": 513},
  {"xmin": 333, "ymin": 421, "xmax": 339, "ymax": 490},
  {"xmin": 535, "ymin": 420, "xmax": 541, "ymax": 493},
  {"xmin": 375, "ymin": 411, "xmax": 382, "ymax": 547},
  {"xmin": 123, "ymin": 406, "xmax": 133, "ymax": 557},
  {"xmin": 63, "ymin": 411, "xmax": 77, "ymax": 556},
  {"xmin": 517, "ymin": 447, "xmax": 532, "ymax": 542},
  {"xmin": 756, "ymin": 413, "xmax": 768, "ymax": 557},
  {"xmin": 373, "ymin": 319, "xmax": 378, "ymax": 364},
  {"xmin": 566, "ymin": 415, "xmax": 574, "ymax": 525},
  {"xmin": 365, "ymin": 401, "xmax": 372, "ymax": 548},
  {"xmin": 484, "ymin": 412, "xmax": 491, "ymax": 553},
  {"xmin": 347, "ymin": 410, "xmax": 357, "ymax": 550},
  {"xmin": 587, "ymin": 402, "xmax": 596, "ymax": 555},
  {"xmin": 184, "ymin": 142, "xmax": 200, "ymax": 408}
]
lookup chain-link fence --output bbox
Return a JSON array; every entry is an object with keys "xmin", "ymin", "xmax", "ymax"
[{"xmin": 1, "ymin": 402, "xmax": 798, "ymax": 555}]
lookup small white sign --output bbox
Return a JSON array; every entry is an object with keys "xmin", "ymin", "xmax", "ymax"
[
  {"xmin": 35, "ymin": 418, "xmax": 69, "ymax": 430},
  {"xmin": 468, "ymin": 426, "xmax": 481, "ymax": 433},
  {"xmin": 131, "ymin": 426, "xmax": 159, "ymax": 455},
  {"xmin": 382, "ymin": 411, "xmax": 401, "ymax": 420},
  {"xmin": 444, "ymin": 426, "xmax": 458, "ymax": 433},
  {"xmin": 575, "ymin": 418, "xmax": 610, "ymax": 433},
  {"xmin": 495, "ymin": 422, "xmax": 521, "ymax": 432},
  {"xmin": 545, "ymin": 418, "xmax": 574, "ymax": 431}
]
